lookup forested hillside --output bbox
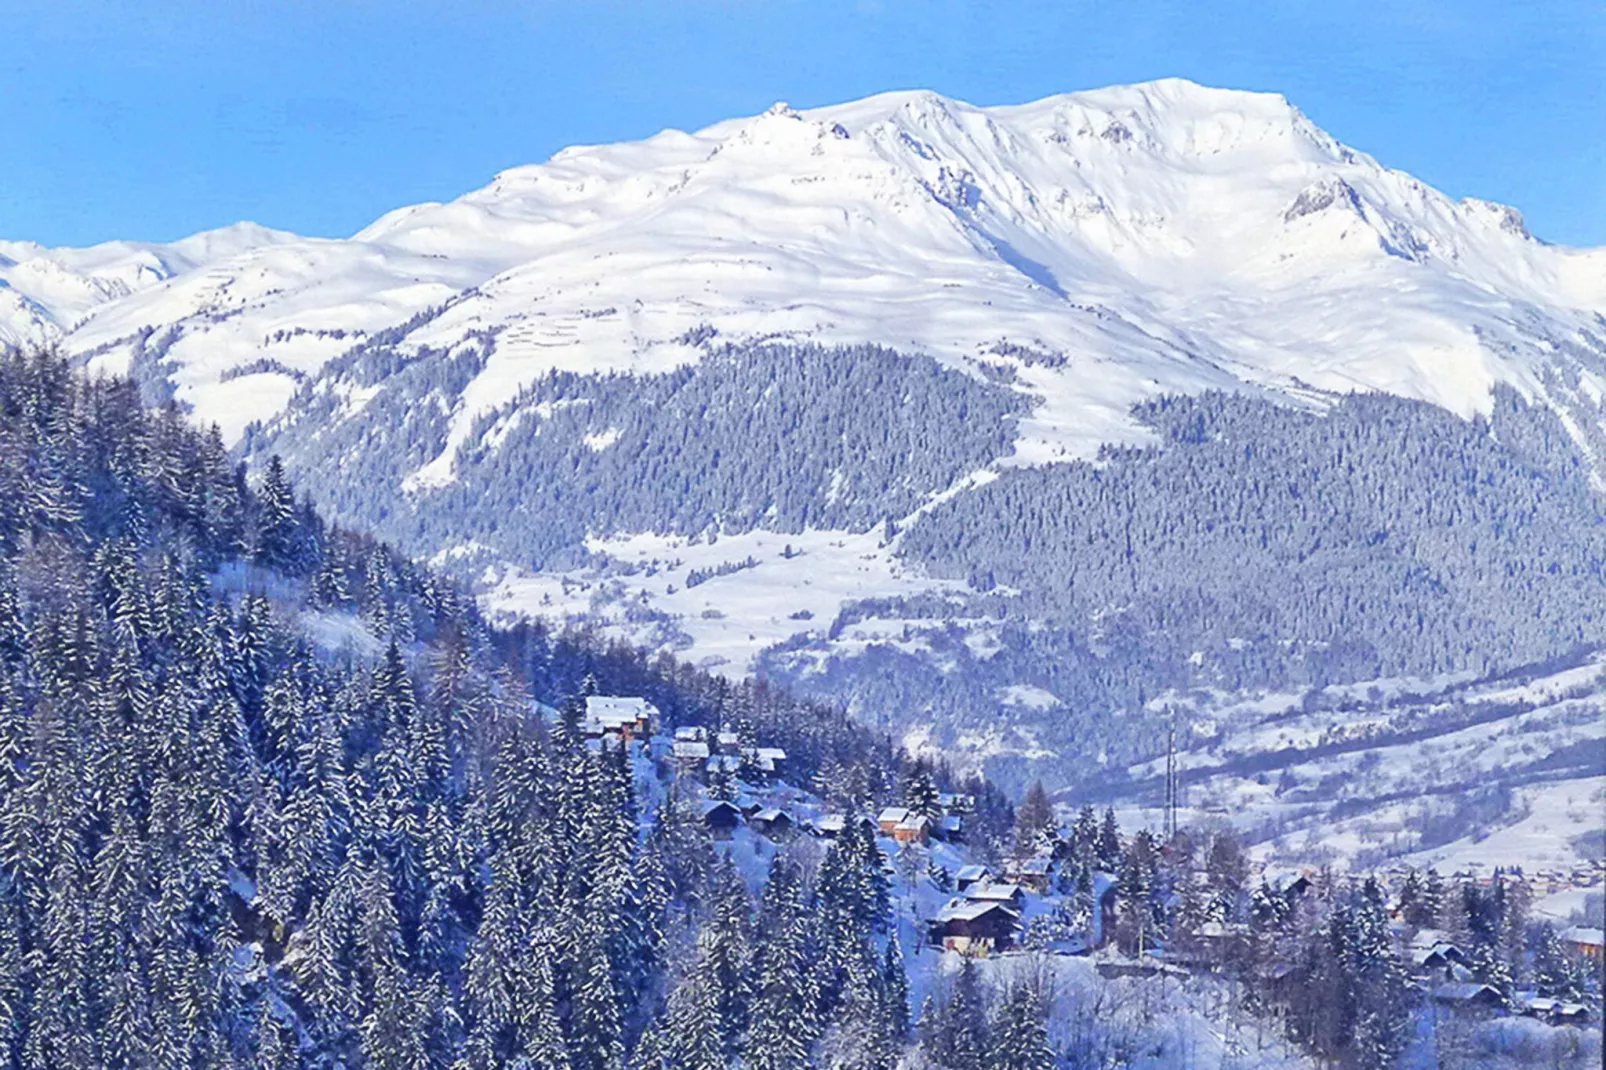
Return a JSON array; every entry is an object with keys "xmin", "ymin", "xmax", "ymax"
[
  {"xmin": 1, "ymin": 351, "xmax": 1599, "ymax": 1070},
  {"xmin": 0, "ymin": 350, "xmax": 917, "ymax": 1067},
  {"xmin": 246, "ymin": 341, "xmax": 1028, "ymax": 568},
  {"xmin": 765, "ymin": 386, "xmax": 1606, "ymax": 789}
]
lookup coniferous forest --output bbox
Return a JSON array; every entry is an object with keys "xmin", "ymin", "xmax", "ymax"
[
  {"xmin": 0, "ymin": 350, "xmax": 1599, "ymax": 1069},
  {"xmin": 0, "ymin": 349, "xmax": 914, "ymax": 1067}
]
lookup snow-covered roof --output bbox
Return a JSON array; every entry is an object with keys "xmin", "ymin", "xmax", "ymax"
[
  {"xmin": 1009, "ymin": 856, "xmax": 1052, "ymax": 876},
  {"xmin": 754, "ymin": 746, "xmax": 786, "ymax": 762},
  {"xmin": 584, "ymin": 696, "xmax": 657, "ymax": 730},
  {"xmin": 753, "ymin": 807, "xmax": 788, "ymax": 823},
  {"xmin": 934, "ymin": 898, "xmax": 1021, "ymax": 924},
  {"xmin": 716, "ymin": 730, "xmax": 741, "ymax": 748},
  {"xmin": 1265, "ymin": 869, "xmax": 1312, "ymax": 893},
  {"xmin": 672, "ymin": 740, "xmax": 710, "ymax": 760},
  {"xmin": 878, "ymin": 806, "xmax": 911, "ymax": 824},
  {"xmin": 1410, "ymin": 928, "xmax": 1452, "ymax": 949},
  {"xmin": 673, "ymin": 725, "xmax": 707, "ymax": 742},
  {"xmin": 1560, "ymin": 925, "xmax": 1604, "ymax": 946},
  {"xmin": 965, "ymin": 882, "xmax": 1024, "ymax": 902},
  {"xmin": 955, "ymin": 864, "xmax": 991, "ymax": 882},
  {"xmin": 707, "ymin": 755, "xmax": 742, "ymax": 773},
  {"xmin": 895, "ymin": 814, "xmax": 931, "ymax": 832},
  {"xmin": 1433, "ymin": 983, "xmax": 1501, "ymax": 1003}
]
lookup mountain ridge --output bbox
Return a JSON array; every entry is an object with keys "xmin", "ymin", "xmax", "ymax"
[{"xmin": 6, "ymin": 78, "xmax": 1601, "ymax": 469}]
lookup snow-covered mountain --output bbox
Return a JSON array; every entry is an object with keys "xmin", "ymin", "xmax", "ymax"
[
  {"xmin": 24, "ymin": 78, "xmax": 1604, "ymax": 454},
  {"xmin": 0, "ymin": 222, "xmax": 296, "ymax": 349},
  {"xmin": 8, "ymin": 80, "xmax": 1606, "ymax": 866}
]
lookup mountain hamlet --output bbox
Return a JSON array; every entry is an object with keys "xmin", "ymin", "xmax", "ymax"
[{"xmin": 1, "ymin": 78, "xmax": 1603, "ymax": 1067}]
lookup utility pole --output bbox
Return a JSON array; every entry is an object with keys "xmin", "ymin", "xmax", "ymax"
[{"xmin": 1164, "ymin": 718, "xmax": 1178, "ymax": 842}]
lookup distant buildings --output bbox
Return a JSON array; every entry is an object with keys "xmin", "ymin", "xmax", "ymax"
[
  {"xmin": 1559, "ymin": 925, "xmax": 1603, "ymax": 964},
  {"xmin": 582, "ymin": 695, "xmax": 657, "ymax": 742}
]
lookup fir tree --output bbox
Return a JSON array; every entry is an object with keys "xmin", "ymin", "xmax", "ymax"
[
  {"xmin": 989, "ymin": 982, "xmax": 1053, "ymax": 1070},
  {"xmin": 1095, "ymin": 807, "xmax": 1122, "ymax": 872}
]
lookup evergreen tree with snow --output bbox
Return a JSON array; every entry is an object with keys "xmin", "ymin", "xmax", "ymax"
[
  {"xmin": 1094, "ymin": 807, "xmax": 1122, "ymax": 872},
  {"xmin": 989, "ymin": 981, "xmax": 1053, "ymax": 1070}
]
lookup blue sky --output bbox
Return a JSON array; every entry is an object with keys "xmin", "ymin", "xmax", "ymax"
[{"xmin": 3, "ymin": 1, "xmax": 1601, "ymax": 248}]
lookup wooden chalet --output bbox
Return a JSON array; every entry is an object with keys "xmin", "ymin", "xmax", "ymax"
[
  {"xmin": 672, "ymin": 739, "xmax": 710, "ymax": 770},
  {"xmin": 877, "ymin": 807, "xmax": 912, "ymax": 836},
  {"xmin": 700, "ymin": 800, "xmax": 742, "ymax": 839},
  {"xmin": 1432, "ymin": 983, "xmax": 1505, "ymax": 1014},
  {"xmin": 1560, "ymin": 926, "xmax": 1603, "ymax": 964},
  {"xmin": 1520, "ymin": 997, "xmax": 1592, "ymax": 1025},
  {"xmin": 582, "ymin": 696, "xmax": 658, "ymax": 742},
  {"xmin": 893, "ymin": 813, "xmax": 931, "ymax": 845},
  {"xmin": 1266, "ymin": 869, "xmax": 1313, "ymax": 902},
  {"xmin": 954, "ymin": 864, "xmax": 993, "ymax": 893},
  {"xmin": 1004, "ymin": 855, "xmax": 1054, "ymax": 894},
  {"xmin": 927, "ymin": 898, "xmax": 1020, "ymax": 954},
  {"xmin": 1408, "ymin": 930, "xmax": 1469, "ymax": 980},
  {"xmin": 751, "ymin": 807, "xmax": 795, "ymax": 840}
]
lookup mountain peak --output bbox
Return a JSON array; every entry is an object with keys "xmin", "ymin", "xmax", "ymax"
[{"xmin": 3, "ymin": 80, "xmax": 1598, "ymax": 466}]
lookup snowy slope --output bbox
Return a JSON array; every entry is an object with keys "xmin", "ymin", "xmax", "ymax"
[
  {"xmin": 0, "ymin": 223, "xmax": 297, "ymax": 347},
  {"xmin": 23, "ymin": 78, "xmax": 1603, "ymax": 456},
  {"xmin": 1098, "ymin": 653, "xmax": 1606, "ymax": 872}
]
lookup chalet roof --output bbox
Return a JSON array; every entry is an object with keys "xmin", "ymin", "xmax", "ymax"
[
  {"xmin": 585, "ymin": 696, "xmax": 656, "ymax": 727},
  {"xmin": 878, "ymin": 806, "xmax": 911, "ymax": 825},
  {"xmin": 1009, "ymin": 856, "xmax": 1053, "ymax": 876},
  {"xmin": 700, "ymin": 800, "xmax": 741, "ymax": 819},
  {"xmin": 895, "ymin": 814, "xmax": 931, "ymax": 832},
  {"xmin": 934, "ymin": 898, "xmax": 1021, "ymax": 924},
  {"xmin": 1433, "ymin": 983, "xmax": 1502, "ymax": 1004},
  {"xmin": 965, "ymin": 882, "xmax": 1024, "ymax": 902},
  {"xmin": 743, "ymin": 746, "xmax": 787, "ymax": 772},
  {"xmin": 673, "ymin": 726, "xmax": 707, "ymax": 742},
  {"xmin": 706, "ymin": 755, "xmax": 743, "ymax": 773},
  {"xmin": 1523, "ymin": 996, "xmax": 1574, "ymax": 1014},
  {"xmin": 672, "ymin": 741, "xmax": 710, "ymax": 760},
  {"xmin": 955, "ymin": 864, "xmax": 992, "ymax": 883},
  {"xmin": 815, "ymin": 814, "xmax": 846, "ymax": 834},
  {"xmin": 753, "ymin": 807, "xmax": 789, "ymax": 823},
  {"xmin": 1560, "ymin": 926, "xmax": 1604, "ymax": 946},
  {"xmin": 716, "ymin": 730, "xmax": 741, "ymax": 748},
  {"xmin": 1266, "ymin": 869, "xmax": 1312, "ymax": 894},
  {"xmin": 1410, "ymin": 928, "xmax": 1453, "ymax": 949}
]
